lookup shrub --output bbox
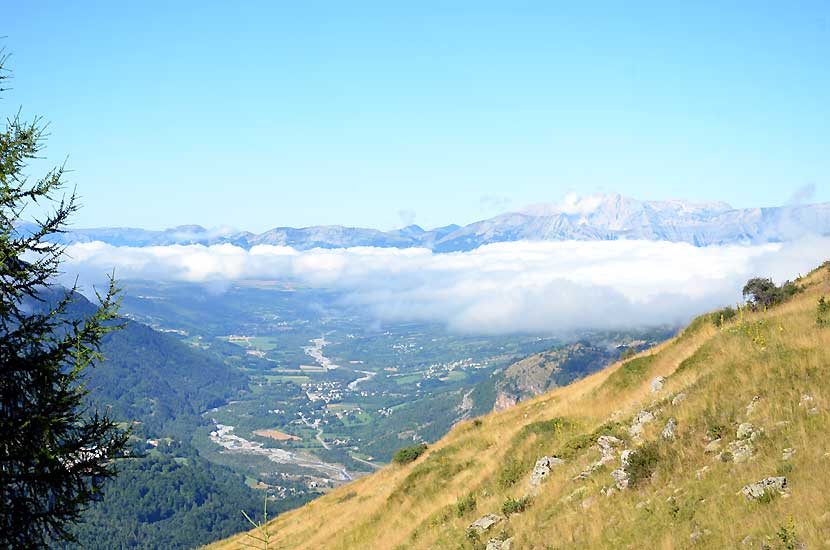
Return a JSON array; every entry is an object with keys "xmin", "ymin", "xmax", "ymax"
[
  {"xmin": 624, "ymin": 442, "xmax": 661, "ymax": 487},
  {"xmin": 455, "ymin": 493, "xmax": 477, "ymax": 517},
  {"xmin": 392, "ymin": 443, "xmax": 428, "ymax": 465},
  {"xmin": 742, "ymin": 277, "xmax": 802, "ymax": 310},
  {"xmin": 501, "ymin": 496, "xmax": 531, "ymax": 515},
  {"xmin": 707, "ymin": 423, "xmax": 726, "ymax": 440},
  {"xmin": 777, "ymin": 516, "xmax": 800, "ymax": 549},
  {"xmin": 817, "ymin": 297, "xmax": 829, "ymax": 327},
  {"xmin": 711, "ymin": 306, "xmax": 737, "ymax": 327},
  {"xmin": 499, "ymin": 460, "xmax": 524, "ymax": 489},
  {"xmin": 472, "ymin": 418, "xmax": 483, "ymax": 428},
  {"xmin": 498, "ymin": 459, "xmax": 525, "ymax": 488}
]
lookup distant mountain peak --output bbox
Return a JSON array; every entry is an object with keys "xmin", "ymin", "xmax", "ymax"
[
  {"xmin": 169, "ymin": 224, "xmax": 208, "ymax": 233},
  {"xmin": 519, "ymin": 193, "xmax": 733, "ymax": 218},
  {"xmin": 45, "ymin": 194, "xmax": 830, "ymax": 251},
  {"xmin": 398, "ymin": 224, "xmax": 426, "ymax": 236}
]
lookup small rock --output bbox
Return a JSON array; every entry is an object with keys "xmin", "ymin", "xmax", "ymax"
[
  {"xmin": 728, "ymin": 440, "xmax": 754, "ymax": 463},
  {"xmin": 737, "ymin": 423, "xmax": 755, "ymax": 440},
  {"xmin": 486, "ymin": 538, "xmax": 513, "ymax": 550},
  {"xmin": 671, "ymin": 392, "xmax": 687, "ymax": 406},
  {"xmin": 799, "ymin": 394, "xmax": 819, "ymax": 415},
  {"xmin": 597, "ymin": 435, "xmax": 623, "ymax": 464},
  {"xmin": 661, "ymin": 418, "xmax": 677, "ymax": 440},
  {"xmin": 601, "ymin": 486, "xmax": 616, "ymax": 497},
  {"xmin": 468, "ymin": 514, "xmax": 504, "ymax": 534},
  {"xmin": 597, "ymin": 435, "xmax": 623, "ymax": 451},
  {"xmin": 740, "ymin": 534, "xmax": 753, "ymax": 546},
  {"xmin": 704, "ymin": 438, "xmax": 722, "ymax": 454},
  {"xmin": 740, "ymin": 477, "xmax": 788, "ymax": 500},
  {"xmin": 690, "ymin": 529, "xmax": 711, "ymax": 544},
  {"xmin": 629, "ymin": 410, "xmax": 655, "ymax": 438},
  {"xmin": 620, "ymin": 449, "xmax": 634, "ymax": 467},
  {"xmin": 636, "ymin": 410, "xmax": 655, "ymax": 424},
  {"xmin": 635, "ymin": 499, "xmax": 650, "ymax": 509},
  {"xmin": 629, "ymin": 423, "xmax": 644, "ymax": 439},
  {"xmin": 611, "ymin": 467, "xmax": 629, "ymax": 489},
  {"xmin": 782, "ymin": 448, "xmax": 796, "ymax": 460},
  {"xmin": 695, "ymin": 466, "xmax": 709, "ymax": 480},
  {"xmin": 651, "ymin": 376, "xmax": 666, "ymax": 393},
  {"xmin": 527, "ymin": 456, "xmax": 564, "ymax": 492}
]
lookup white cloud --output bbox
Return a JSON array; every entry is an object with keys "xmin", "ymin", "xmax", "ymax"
[
  {"xmin": 520, "ymin": 192, "xmax": 607, "ymax": 216},
  {"xmin": 56, "ymin": 238, "xmax": 830, "ymax": 334}
]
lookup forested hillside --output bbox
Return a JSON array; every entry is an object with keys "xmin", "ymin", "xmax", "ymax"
[{"xmin": 32, "ymin": 289, "xmax": 274, "ymax": 549}]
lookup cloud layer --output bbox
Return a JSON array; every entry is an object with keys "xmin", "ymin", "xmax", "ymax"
[{"xmin": 58, "ymin": 238, "xmax": 830, "ymax": 334}]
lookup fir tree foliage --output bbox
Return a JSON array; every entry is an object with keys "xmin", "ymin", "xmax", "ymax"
[{"xmin": 0, "ymin": 48, "xmax": 129, "ymax": 548}]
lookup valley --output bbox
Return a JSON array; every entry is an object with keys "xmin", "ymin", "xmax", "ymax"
[{"xmin": 117, "ymin": 280, "xmax": 670, "ymax": 497}]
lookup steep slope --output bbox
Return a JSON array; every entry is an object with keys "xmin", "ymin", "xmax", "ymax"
[{"xmin": 210, "ymin": 261, "xmax": 830, "ymax": 549}]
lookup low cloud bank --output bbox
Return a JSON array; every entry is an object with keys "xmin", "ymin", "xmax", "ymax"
[{"xmin": 57, "ymin": 238, "xmax": 830, "ymax": 334}]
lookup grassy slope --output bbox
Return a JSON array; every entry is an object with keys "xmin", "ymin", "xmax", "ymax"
[{"xmin": 210, "ymin": 262, "xmax": 830, "ymax": 550}]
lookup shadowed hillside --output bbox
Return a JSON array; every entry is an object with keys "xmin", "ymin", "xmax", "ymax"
[{"xmin": 210, "ymin": 260, "xmax": 830, "ymax": 549}]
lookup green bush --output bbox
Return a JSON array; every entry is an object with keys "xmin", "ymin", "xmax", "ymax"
[
  {"xmin": 777, "ymin": 517, "xmax": 800, "ymax": 549},
  {"xmin": 707, "ymin": 423, "xmax": 726, "ymax": 440},
  {"xmin": 392, "ymin": 443, "xmax": 428, "ymax": 465},
  {"xmin": 455, "ymin": 493, "xmax": 477, "ymax": 517},
  {"xmin": 817, "ymin": 297, "xmax": 829, "ymax": 327},
  {"xmin": 711, "ymin": 306, "xmax": 737, "ymax": 327},
  {"xmin": 501, "ymin": 496, "xmax": 531, "ymax": 515},
  {"xmin": 742, "ymin": 277, "xmax": 802, "ymax": 310},
  {"xmin": 624, "ymin": 442, "xmax": 661, "ymax": 487},
  {"xmin": 498, "ymin": 459, "xmax": 525, "ymax": 488}
]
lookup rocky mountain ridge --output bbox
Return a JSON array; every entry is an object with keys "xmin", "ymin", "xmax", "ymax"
[{"xmin": 26, "ymin": 194, "xmax": 830, "ymax": 251}]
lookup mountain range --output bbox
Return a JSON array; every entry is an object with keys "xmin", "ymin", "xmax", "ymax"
[{"xmin": 26, "ymin": 194, "xmax": 830, "ymax": 251}]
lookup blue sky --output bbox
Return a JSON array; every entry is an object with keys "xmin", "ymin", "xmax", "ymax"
[{"xmin": 5, "ymin": 1, "xmax": 829, "ymax": 231}]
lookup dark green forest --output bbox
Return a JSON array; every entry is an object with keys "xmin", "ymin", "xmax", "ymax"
[
  {"xmin": 60, "ymin": 442, "xmax": 311, "ymax": 550},
  {"xmin": 39, "ymin": 289, "xmax": 278, "ymax": 549}
]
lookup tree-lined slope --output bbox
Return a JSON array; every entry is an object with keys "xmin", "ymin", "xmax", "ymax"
[{"xmin": 210, "ymin": 261, "xmax": 830, "ymax": 549}]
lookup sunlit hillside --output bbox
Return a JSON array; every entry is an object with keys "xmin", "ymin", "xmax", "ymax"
[{"xmin": 210, "ymin": 261, "xmax": 830, "ymax": 550}]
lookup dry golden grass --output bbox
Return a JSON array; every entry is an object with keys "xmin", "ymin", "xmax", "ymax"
[{"xmin": 209, "ymin": 261, "xmax": 830, "ymax": 550}]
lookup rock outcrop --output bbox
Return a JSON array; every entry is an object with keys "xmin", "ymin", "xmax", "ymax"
[
  {"xmin": 527, "ymin": 456, "xmax": 564, "ymax": 493},
  {"xmin": 468, "ymin": 514, "xmax": 504, "ymax": 534},
  {"xmin": 740, "ymin": 477, "xmax": 788, "ymax": 500},
  {"xmin": 650, "ymin": 376, "xmax": 666, "ymax": 393}
]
